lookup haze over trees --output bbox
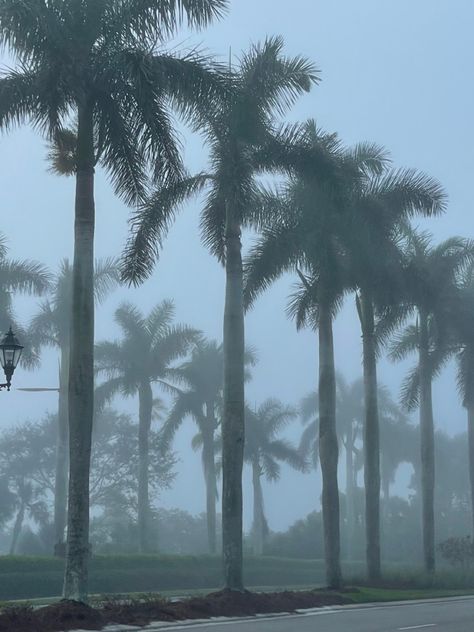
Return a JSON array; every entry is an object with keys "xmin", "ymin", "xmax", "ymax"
[{"xmin": 0, "ymin": 0, "xmax": 471, "ymax": 606}]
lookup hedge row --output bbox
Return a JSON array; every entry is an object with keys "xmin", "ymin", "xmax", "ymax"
[{"xmin": 0, "ymin": 555, "xmax": 366, "ymax": 600}]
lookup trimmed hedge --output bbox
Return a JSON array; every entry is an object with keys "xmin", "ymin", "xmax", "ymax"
[{"xmin": 0, "ymin": 555, "xmax": 365, "ymax": 600}]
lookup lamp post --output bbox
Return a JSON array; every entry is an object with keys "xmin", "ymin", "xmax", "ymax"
[{"xmin": 0, "ymin": 327, "xmax": 23, "ymax": 391}]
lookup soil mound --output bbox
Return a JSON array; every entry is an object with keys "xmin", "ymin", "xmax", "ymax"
[{"xmin": 0, "ymin": 588, "xmax": 353, "ymax": 631}]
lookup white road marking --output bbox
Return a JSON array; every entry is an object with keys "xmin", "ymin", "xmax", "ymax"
[{"xmin": 398, "ymin": 625, "xmax": 437, "ymax": 630}]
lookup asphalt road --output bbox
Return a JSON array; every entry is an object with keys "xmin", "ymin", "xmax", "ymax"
[{"xmin": 144, "ymin": 596, "xmax": 474, "ymax": 631}]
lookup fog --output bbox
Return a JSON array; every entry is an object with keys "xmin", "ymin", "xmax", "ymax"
[{"xmin": 0, "ymin": 0, "xmax": 472, "ymax": 539}]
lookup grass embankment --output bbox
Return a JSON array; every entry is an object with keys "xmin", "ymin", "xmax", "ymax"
[{"xmin": 0, "ymin": 555, "xmax": 365, "ymax": 600}]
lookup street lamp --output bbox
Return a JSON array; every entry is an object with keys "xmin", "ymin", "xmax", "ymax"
[{"xmin": 0, "ymin": 327, "xmax": 23, "ymax": 391}]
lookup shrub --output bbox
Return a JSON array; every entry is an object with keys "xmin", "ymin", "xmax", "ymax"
[{"xmin": 438, "ymin": 536, "xmax": 474, "ymax": 569}]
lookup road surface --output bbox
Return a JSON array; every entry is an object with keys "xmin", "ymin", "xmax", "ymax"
[{"xmin": 143, "ymin": 596, "xmax": 474, "ymax": 631}]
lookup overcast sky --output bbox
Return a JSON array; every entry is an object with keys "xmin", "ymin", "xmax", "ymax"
[{"xmin": 0, "ymin": 0, "xmax": 472, "ymax": 532}]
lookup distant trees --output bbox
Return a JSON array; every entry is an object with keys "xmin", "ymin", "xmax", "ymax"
[
  {"xmin": 95, "ymin": 301, "xmax": 197, "ymax": 553},
  {"xmin": 244, "ymin": 399, "xmax": 306, "ymax": 555},
  {"xmin": 162, "ymin": 340, "xmax": 223, "ymax": 554}
]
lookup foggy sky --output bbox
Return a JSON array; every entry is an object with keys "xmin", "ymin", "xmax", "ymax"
[{"xmin": 0, "ymin": 0, "xmax": 472, "ymax": 531}]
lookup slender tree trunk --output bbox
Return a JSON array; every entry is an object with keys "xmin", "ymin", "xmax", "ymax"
[
  {"xmin": 382, "ymin": 475, "xmax": 390, "ymax": 519},
  {"xmin": 203, "ymin": 404, "xmax": 217, "ymax": 554},
  {"xmin": 63, "ymin": 103, "xmax": 95, "ymax": 602},
  {"xmin": 222, "ymin": 208, "xmax": 245, "ymax": 591},
  {"xmin": 138, "ymin": 381, "xmax": 153, "ymax": 553},
  {"xmin": 54, "ymin": 344, "xmax": 69, "ymax": 555},
  {"xmin": 252, "ymin": 459, "xmax": 265, "ymax": 556},
  {"xmin": 318, "ymin": 298, "xmax": 342, "ymax": 589},
  {"xmin": 419, "ymin": 308, "xmax": 435, "ymax": 574},
  {"xmin": 9, "ymin": 504, "xmax": 25, "ymax": 555},
  {"xmin": 359, "ymin": 292, "xmax": 381, "ymax": 582},
  {"xmin": 345, "ymin": 420, "xmax": 355, "ymax": 561}
]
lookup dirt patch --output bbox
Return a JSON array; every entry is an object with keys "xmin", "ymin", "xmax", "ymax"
[{"xmin": 0, "ymin": 589, "xmax": 354, "ymax": 631}]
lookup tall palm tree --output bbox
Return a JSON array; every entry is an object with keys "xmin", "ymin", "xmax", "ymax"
[
  {"xmin": 349, "ymin": 166, "xmax": 446, "ymax": 581},
  {"xmin": 122, "ymin": 38, "xmax": 318, "ymax": 590},
  {"xmin": 245, "ymin": 399, "xmax": 306, "ymax": 555},
  {"xmin": 388, "ymin": 230, "xmax": 474, "ymax": 573},
  {"xmin": 95, "ymin": 300, "xmax": 198, "ymax": 554},
  {"xmin": 161, "ymin": 340, "xmax": 223, "ymax": 554},
  {"xmin": 244, "ymin": 124, "xmax": 387, "ymax": 588},
  {"xmin": 0, "ymin": 0, "xmax": 227, "ymax": 599},
  {"xmin": 451, "ymin": 268, "xmax": 474, "ymax": 538},
  {"xmin": 29, "ymin": 258, "xmax": 118, "ymax": 554}
]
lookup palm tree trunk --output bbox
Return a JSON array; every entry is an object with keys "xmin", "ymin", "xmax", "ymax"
[
  {"xmin": 419, "ymin": 308, "xmax": 435, "ymax": 574},
  {"xmin": 345, "ymin": 420, "xmax": 355, "ymax": 561},
  {"xmin": 54, "ymin": 344, "xmax": 69, "ymax": 556},
  {"xmin": 382, "ymin": 475, "xmax": 390, "ymax": 519},
  {"xmin": 138, "ymin": 381, "xmax": 153, "ymax": 553},
  {"xmin": 222, "ymin": 209, "xmax": 245, "ymax": 591},
  {"xmin": 9, "ymin": 504, "xmax": 25, "ymax": 555},
  {"xmin": 202, "ymin": 411, "xmax": 217, "ymax": 555},
  {"xmin": 468, "ymin": 406, "xmax": 474, "ymax": 538},
  {"xmin": 359, "ymin": 292, "xmax": 381, "ymax": 582},
  {"xmin": 252, "ymin": 459, "xmax": 265, "ymax": 556},
  {"xmin": 63, "ymin": 103, "xmax": 96, "ymax": 602},
  {"xmin": 318, "ymin": 297, "xmax": 342, "ymax": 589}
]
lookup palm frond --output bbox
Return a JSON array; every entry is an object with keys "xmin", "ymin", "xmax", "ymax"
[{"xmin": 122, "ymin": 174, "xmax": 210, "ymax": 286}]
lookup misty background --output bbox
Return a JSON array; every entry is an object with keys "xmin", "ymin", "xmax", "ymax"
[{"xmin": 0, "ymin": 0, "xmax": 472, "ymax": 532}]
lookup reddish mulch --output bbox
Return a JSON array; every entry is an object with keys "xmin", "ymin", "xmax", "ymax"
[{"xmin": 0, "ymin": 589, "xmax": 355, "ymax": 631}]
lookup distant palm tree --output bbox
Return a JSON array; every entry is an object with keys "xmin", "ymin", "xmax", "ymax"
[
  {"xmin": 122, "ymin": 38, "xmax": 318, "ymax": 590},
  {"xmin": 95, "ymin": 301, "xmax": 198, "ymax": 553},
  {"xmin": 245, "ymin": 400, "xmax": 306, "ymax": 555},
  {"xmin": 29, "ymin": 259, "xmax": 119, "ymax": 553},
  {"xmin": 8, "ymin": 478, "xmax": 49, "ymax": 555},
  {"xmin": 0, "ymin": 233, "xmax": 50, "ymax": 360},
  {"xmin": 0, "ymin": 0, "xmax": 228, "ymax": 599},
  {"xmin": 388, "ymin": 230, "xmax": 474, "ymax": 573},
  {"xmin": 162, "ymin": 340, "xmax": 223, "ymax": 554}
]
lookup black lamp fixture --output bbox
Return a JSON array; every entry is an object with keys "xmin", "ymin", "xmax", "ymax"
[{"xmin": 0, "ymin": 327, "xmax": 23, "ymax": 391}]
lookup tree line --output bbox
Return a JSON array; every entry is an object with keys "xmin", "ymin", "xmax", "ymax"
[{"xmin": 0, "ymin": 0, "xmax": 472, "ymax": 600}]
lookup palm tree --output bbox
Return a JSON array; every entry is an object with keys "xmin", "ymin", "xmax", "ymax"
[
  {"xmin": 0, "ymin": 233, "xmax": 50, "ymax": 351},
  {"xmin": 299, "ymin": 377, "xmax": 363, "ymax": 560},
  {"xmin": 161, "ymin": 340, "xmax": 223, "ymax": 554},
  {"xmin": 388, "ymin": 230, "xmax": 474, "ymax": 573},
  {"xmin": 29, "ymin": 258, "xmax": 118, "ymax": 554},
  {"xmin": 0, "ymin": 0, "xmax": 228, "ymax": 599},
  {"xmin": 428, "ymin": 260, "xmax": 474, "ymax": 538},
  {"xmin": 121, "ymin": 38, "xmax": 318, "ymax": 590},
  {"xmin": 8, "ymin": 478, "xmax": 48, "ymax": 555},
  {"xmin": 348, "ymin": 166, "xmax": 446, "ymax": 581},
  {"xmin": 244, "ymin": 124, "xmax": 388, "ymax": 587},
  {"xmin": 95, "ymin": 301, "xmax": 198, "ymax": 554},
  {"xmin": 245, "ymin": 399, "xmax": 306, "ymax": 555}
]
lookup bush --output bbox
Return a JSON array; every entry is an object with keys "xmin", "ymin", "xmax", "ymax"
[
  {"xmin": 0, "ymin": 555, "xmax": 335, "ymax": 600},
  {"xmin": 438, "ymin": 536, "xmax": 474, "ymax": 569}
]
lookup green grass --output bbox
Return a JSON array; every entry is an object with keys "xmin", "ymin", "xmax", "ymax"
[
  {"xmin": 1, "ymin": 555, "xmax": 474, "ymax": 603},
  {"xmin": 346, "ymin": 586, "xmax": 474, "ymax": 603}
]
